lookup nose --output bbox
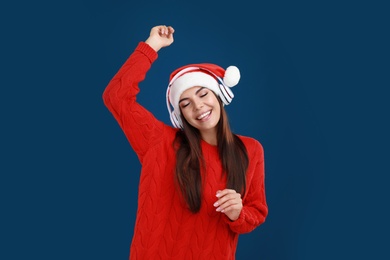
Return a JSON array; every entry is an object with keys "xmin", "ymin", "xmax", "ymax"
[{"xmin": 193, "ymin": 98, "xmax": 203, "ymax": 110}]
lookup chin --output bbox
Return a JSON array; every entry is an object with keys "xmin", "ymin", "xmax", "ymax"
[{"xmin": 196, "ymin": 121, "xmax": 219, "ymax": 131}]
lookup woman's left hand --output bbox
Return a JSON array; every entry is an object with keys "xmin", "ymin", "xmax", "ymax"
[{"xmin": 214, "ymin": 189, "xmax": 243, "ymax": 221}]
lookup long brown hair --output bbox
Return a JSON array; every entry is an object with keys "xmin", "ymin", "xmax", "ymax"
[{"xmin": 174, "ymin": 97, "xmax": 249, "ymax": 213}]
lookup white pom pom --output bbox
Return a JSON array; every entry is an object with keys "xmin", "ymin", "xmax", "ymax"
[{"xmin": 224, "ymin": 66, "xmax": 240, "ymax": 87}]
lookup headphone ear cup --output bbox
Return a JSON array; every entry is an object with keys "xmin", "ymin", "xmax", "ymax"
[
  {"xmin": 170, "ymin": 110, "xmax": 183, "ymax": 129},
  {"xmin": 218, "ymin": 83, "xmax": 234, "ymax": 105}
]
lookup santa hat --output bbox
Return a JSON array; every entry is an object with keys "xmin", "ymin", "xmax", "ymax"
[{"xmin": 166, "ymin": 63, "xmax": 240, "ymax": 128}]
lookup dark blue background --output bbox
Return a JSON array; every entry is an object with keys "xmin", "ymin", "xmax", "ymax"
[{"xmin": 1, "ymin": 0, "xmax": 389, "ymax": 259}]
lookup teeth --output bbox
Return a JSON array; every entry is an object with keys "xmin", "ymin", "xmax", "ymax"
[{"xmin": 197, "ymin": 111, "xmax": 211, "ymax": 120}]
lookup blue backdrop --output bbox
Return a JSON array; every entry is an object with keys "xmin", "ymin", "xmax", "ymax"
[{"xmin": 1, "ymin": 0, "xmax": 389, "ymax": 259}]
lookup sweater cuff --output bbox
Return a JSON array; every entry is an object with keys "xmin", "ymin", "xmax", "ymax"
[
  {"xmin": 227, "ymin": 208, "xmax": 246, "ymax": 227},
  {"xmin": 136, "ymin": 42, "xmax": 158, "ymax": 63},
  {"xmin": 224, "ymin": 207, "xmax": 247, "ymax": 233}
]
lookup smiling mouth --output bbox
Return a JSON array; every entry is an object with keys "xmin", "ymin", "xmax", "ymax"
[{"xmin": 197, "ymin": 110, "xmax": 211, "ymax": 120}]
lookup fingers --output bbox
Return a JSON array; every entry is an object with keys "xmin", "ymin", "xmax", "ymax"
[
  {"xmin": 214, "ymin": 189, "xmax": 242, "ymax": 213},
  {"xmin": 216, "ymin": 189, "xmax": 238, "ymax": 198},
  {"xmin": 215, "ymin": 200, "xmax": 241, "ymax": 213},
  {"xmin": 157, "ymin": 25, "xmax": 174, "ymax": 37},
  {"xmin": 158, "ymin": 26, "xmax": 167, "ymax": 36}
]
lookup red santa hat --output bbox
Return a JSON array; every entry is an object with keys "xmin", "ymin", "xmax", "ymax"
[{"xmin": 166, "ymin": 63, "xmax": 240, "ymax": 128}]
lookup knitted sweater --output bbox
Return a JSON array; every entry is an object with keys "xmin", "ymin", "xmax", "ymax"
[{"xmin": 103, "ymin": 42, "xmax": 268, "ymax": 260}]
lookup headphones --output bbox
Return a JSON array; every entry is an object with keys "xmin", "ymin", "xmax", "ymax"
[{"xmin": 166, "ymin": 66, "xmax": 234, "ymax": 128}]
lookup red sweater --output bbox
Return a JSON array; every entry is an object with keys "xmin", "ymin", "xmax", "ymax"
[{"xmin": 103, "ymin": 42, "xmax": 268, "ymax": 260}]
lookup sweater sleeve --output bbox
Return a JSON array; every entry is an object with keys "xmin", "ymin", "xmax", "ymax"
[
  {"xmin": 226, "ymin": 140, "xmax": 268, "ymax": 234},
  {"xmin": 102, "ymin": 42, "xmax": 165, "ymax": 163}
]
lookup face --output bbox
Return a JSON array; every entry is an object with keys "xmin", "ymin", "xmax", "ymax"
[{"xmin": 179, "ymin": 86, "xmax": 221, "ymax": 134}]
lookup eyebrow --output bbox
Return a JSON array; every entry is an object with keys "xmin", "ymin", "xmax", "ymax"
[{"xmin": 178, "ymin": 87, "xmax": 206, "ymax": 104}]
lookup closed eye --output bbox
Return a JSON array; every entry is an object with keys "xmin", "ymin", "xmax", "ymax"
[
  {"xmin": 200, "ymin": 92, "xmax": 208, "ymax": 98},
  {"xmin": 181, "ymin": 102, "xmax": 190, "ymax": 108}
]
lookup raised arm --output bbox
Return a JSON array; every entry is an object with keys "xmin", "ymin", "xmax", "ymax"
[{"xmin": 102, "ymin": 25, "xmax": 175, "ymax": 163}]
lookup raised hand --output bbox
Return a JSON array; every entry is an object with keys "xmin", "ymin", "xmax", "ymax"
[{"xmin": 145, "ymin": 25, "xmax": 175, "ymax": 52}]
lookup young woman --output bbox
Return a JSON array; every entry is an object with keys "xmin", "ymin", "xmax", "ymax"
[{"xmin": 103, "ymin": 25, "xmax": 268, "ymax": 260}]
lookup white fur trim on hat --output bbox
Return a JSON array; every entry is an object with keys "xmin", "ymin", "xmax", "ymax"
[{"xmin": 169, "ymin": 71, "xmax": 219, "ymax": 116}]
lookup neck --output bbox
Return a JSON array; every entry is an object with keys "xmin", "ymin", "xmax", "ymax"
[{"xmin": 200, "ymin": 129, "xmax": 217, "ymax": 146}]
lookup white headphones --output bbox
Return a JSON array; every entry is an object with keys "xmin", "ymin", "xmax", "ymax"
[{"xmin": 166, "ymin": 66, "xmax": 235, "ymax": 129}]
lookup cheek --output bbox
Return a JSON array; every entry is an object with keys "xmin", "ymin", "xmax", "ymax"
[
  {"xmin": 212, "ymin": 97, "xmax": 221, "ymax": 112},
  {"xmin": 214, "ymin": 102, "xmax": 222, "ymax": 121},
  {"xmin": 180, "ymin": 109, "xmax": 192, "ymax": 122},
  {"xmin": 215, "ymin": 107, "xmax": 221, "ymax": 121},
  {"xmin": 212, "ymin": 95, "xmax": 219, "ymax": 108}
]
